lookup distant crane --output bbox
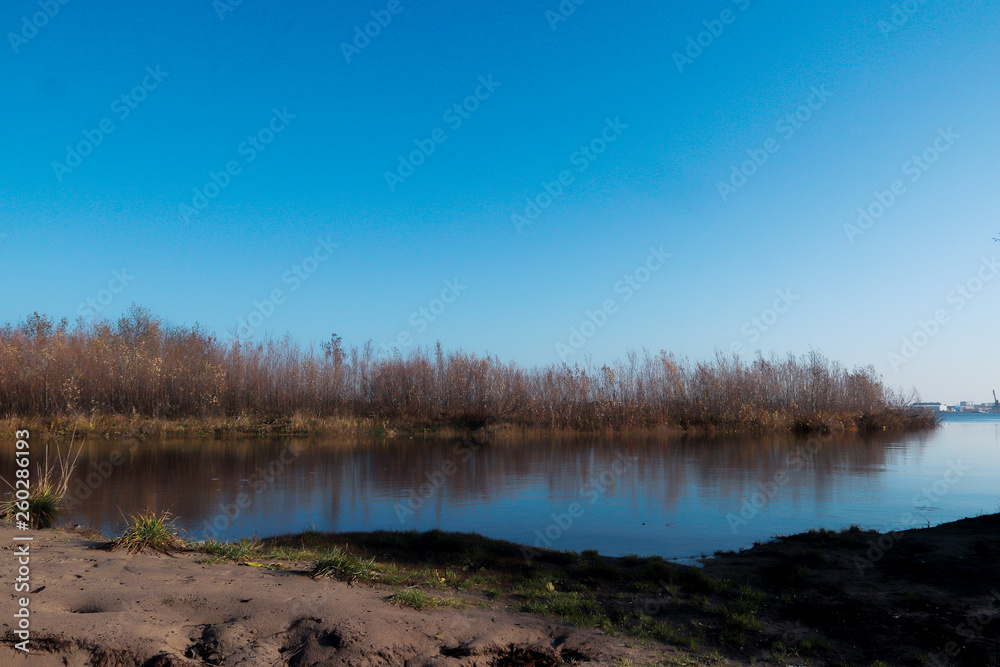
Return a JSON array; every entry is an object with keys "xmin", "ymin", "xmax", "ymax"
[{"xmin": 994, "ymin": 390, "xmax": 999, "ymax": 410}]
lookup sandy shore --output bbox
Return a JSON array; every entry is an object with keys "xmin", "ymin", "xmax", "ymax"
[
  {"xmin": 2, "ymin": 513, "xmax": 999, "ymax": 666},
  {"xmin": 0, "ymin": 523, "xmax": 696, "ymax": 666}
]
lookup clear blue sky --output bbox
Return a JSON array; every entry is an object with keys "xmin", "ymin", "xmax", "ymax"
[{"xmin": 3, "ymin": 0, "xmax": 998, "ymax": 403}]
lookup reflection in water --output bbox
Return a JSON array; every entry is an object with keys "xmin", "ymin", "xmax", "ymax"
[{"xmin": 2, "ymin": 415, "xmax": 996, "ymax": 558}]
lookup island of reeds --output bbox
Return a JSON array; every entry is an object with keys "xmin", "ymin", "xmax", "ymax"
[{"xmin": 0, "ymin": 305, "xmax": 935, "ymax": 438}]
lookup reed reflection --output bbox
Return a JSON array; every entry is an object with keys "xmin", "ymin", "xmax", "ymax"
[{"xmin": 29, "ymin": 428, "xmax": 925, "ymax": 546}]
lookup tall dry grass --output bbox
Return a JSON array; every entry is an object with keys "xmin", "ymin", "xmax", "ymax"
[
  {"xmin": 0, "ymin": 306, "xmax": 929, "ymax": 433},
  {"xmin": 1, "ymin": 435, "xmax": 82, "ymax": 528}
]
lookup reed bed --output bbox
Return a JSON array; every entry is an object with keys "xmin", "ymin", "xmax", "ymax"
[{"xmin": 0, "ymin": 306, "xmax": 932, "ymax": 434}]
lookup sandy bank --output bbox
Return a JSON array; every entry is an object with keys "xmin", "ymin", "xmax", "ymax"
[
  {"xmin": 2, "ymin": 512, "xmax": 998, "ymax": 665},
  {"xmin": 0, "ymin": 523, "xmax": 696, "ymax": 666}
]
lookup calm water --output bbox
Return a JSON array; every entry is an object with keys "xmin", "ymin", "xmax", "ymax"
[{"xmin": 8, "ymin": 414, "xmax": 999, "ymax": 558}]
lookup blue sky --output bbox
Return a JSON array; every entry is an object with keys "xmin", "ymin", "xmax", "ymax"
[{"xmin": 3, "ymin": 0, "xmax": 999, "ymax": 403}]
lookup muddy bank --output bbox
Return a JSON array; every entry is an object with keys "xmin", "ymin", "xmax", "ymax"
[{"xmin": 703, "ymin": 513, "xmax": 1000, "ymax": 665}]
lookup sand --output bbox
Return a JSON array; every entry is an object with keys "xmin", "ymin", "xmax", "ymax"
[{"xmin": 0, "ymin": 523, "xmax": 687, "ymax": 666}]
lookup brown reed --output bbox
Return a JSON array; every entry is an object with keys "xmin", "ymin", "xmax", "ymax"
[{"xmin": 0, "ymin": 306, "xmax": 933, "ymax": 434}]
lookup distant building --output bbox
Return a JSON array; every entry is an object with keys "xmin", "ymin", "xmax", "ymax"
[
  {"xmin": 946, "ymin": 401, "xmax": 1000, "ymax": 413},
  {"xmin": 910, "ymin": 402, "xmax": 947, "ymax": 412}
]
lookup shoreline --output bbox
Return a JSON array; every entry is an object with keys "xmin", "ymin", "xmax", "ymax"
[
  {"xmin": 0, "ymin": 410, "xmax": 938, "ymax": 441},
  {"xmin": 2, "ymin": 512, "xmax": 997, "ymax": 665}
]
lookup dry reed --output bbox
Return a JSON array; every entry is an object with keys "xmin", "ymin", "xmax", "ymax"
[{"xmin": 0, "ymin": 306, "xmax": 933, "ymax": 434}]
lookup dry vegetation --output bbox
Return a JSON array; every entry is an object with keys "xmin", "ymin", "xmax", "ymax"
[{"xmin": 0, "ymin": 306, "xmax": 933, "ymax": 436}]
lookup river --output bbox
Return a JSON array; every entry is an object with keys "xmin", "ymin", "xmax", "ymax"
[{"xmin": 19, "ymin": 413, "xmax": 1000, "ymax": 558}]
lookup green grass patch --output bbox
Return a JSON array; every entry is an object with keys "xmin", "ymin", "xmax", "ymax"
[
  {"xmin": 201, "ymin": 537, "xmax": 261, "ymax": 561},
  {"xmin": 621, "ymin": 553, "xmax": 642, "ymax": 566},
  {"xmin": 193, "ymin": 528, "xmax": 772, "ymax": 660},
  {"xmin": 389, "ymin": 589, "xmax": 463, "ymax": 610},
  {"xmin": 517, "ymin": 589, "xmax": 607, "ymax": 626},
  {"xmin": 723, "ymin": 608, "xmax": 762, "ymax": 633},
  {"xmin": 688, "ymin": 594, "xmax": 710, "ymax": 611},
  {"xmin": 794, "ymin": 636, "xmax": 830, "ymax": 656},
  {"xmin": 779, "ymin": 523, "xmax": 876, "ymax": 548},
  {"xmin": 718, "ymin": 589, "xmax": 764, "ymax": 650},
  {"xmin": 311, "ymin": 547, "xmax": 380, "ymax": 584}
]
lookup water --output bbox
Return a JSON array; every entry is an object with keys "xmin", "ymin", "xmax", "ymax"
[{"xmin": 10, "ymin": 414, "xmax": 1000, "ymax": 559}]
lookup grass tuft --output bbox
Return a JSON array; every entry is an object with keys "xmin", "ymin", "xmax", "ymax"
[
  {"xmin": 112, "ymin": 510, "xmax": 185, "ymax": 554},
  {"xmin": 202, "ymin": 537, "xmax": 262, "ymax": 561},
  {"xmin": 2, "ymin": 438, "xmax": 82, "ymax": 529},
  {"xmin": 311, "ymin": 547, "xmax": 380, "ymax": 584}
]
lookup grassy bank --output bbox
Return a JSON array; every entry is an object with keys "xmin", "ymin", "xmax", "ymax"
[
  {"xmin": 1, "ymin": 306, "xmax": 936, "ymax": 437},
  {"xmin": 10, "ymin": 514, "xmax": 997, "ymax": 666},
  {"xmin": 109, "ymin": 511, "xmax": 998, "ymax": 665},
  {"xmin": 195, "ymin": 529, "xmax": 731, "ymax": 653}
]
